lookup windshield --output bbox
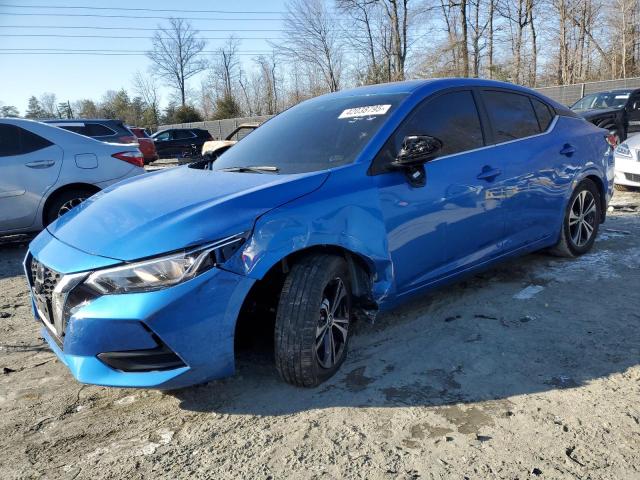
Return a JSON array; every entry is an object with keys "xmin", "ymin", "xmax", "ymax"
[
  {"xmin": 209, "ymin": 93, "xmax": 408, "ymax": 174},
  {"xmin": 571, "ymin": 92, "xmax": 630, "ymax": 110}
]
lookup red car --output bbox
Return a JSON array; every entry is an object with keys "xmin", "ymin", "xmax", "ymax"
[{"xmin": 129, "ymin": 127, "xmax": 159, "ymax": 165}]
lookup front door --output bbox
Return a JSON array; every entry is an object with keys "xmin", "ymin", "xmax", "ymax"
[
  {"xmin": 0, "ymin": 124, "xmax": 63, "ymax": 232},
  {"xmin": 626, "ymin": 92, "xmax": 640, "ymax": 135},
  {"xmin": 372, "ymin": 89, "xmax": 506, "ymax": 295}
]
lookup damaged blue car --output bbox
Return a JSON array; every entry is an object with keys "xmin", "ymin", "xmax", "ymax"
[{"xmin": 25, "ymin": 78, "xmax": 613, "ymax": 389}]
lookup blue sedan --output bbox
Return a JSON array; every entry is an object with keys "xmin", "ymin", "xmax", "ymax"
[{"xmin": 25, "ymin": 78, "xmax": 614, "ymax": 389}]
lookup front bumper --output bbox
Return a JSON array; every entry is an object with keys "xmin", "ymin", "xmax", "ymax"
[
  {"xmin": 614, "ymin": 156, "xmax": 640, "ymax": 187},
  {"xmin": 27, "ymin": 230, "xmax": 255, "ymax": 389}
]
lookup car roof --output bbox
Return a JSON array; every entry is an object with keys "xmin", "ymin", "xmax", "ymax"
[
  {"xmin": 43, "ymin": 118, "xmax": 123, "ymax": 123},
  {"xmin": 0, "ymin": 117, "xmax": 109, "ymax": 144}
]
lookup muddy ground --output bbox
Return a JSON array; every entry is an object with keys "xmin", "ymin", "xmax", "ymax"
[{"xmin": 1, "ymin": 191, "xmax": 639, "ymax": 480}]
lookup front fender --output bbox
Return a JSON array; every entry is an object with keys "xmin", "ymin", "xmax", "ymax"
[{"xmin": 225, "ymin": 166, "xmax": 396, "ymax": 303}]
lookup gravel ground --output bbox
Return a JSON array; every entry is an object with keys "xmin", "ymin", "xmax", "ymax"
[{"xmin": 0, "ymin": 190, "xmax": 639, "ymax": 480}]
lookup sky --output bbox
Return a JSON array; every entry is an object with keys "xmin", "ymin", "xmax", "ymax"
[{"xmin": 0, "ymin": 0, "xmax": 291, "ymax": 113}]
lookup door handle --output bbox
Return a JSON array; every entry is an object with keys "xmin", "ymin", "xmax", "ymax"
[
  {"xmin": 477, "ymin": 166, "xmax": 502, "ymax": 182},
  {"xmin": 25, "ymin": 160, "xmax": 55, "ymax": 169},
  {"xmin": 559, "ymin": 144, "xmax": 576, "ymax": 156}
]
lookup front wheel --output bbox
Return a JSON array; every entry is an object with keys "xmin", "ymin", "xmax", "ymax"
[
  {"xmin": 275, "ymin": 254, "xmax": 352, "ymax": 387},
  {"xmin": 550, "ymin": 179, "xmax": 601, "ymax": 257}
]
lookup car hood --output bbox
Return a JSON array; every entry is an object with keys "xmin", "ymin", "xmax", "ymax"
[
  {"xmin": 574, "ymin": 107, "xmax": 621, "ymax": 120},
  {"xmin": 47, "ymin": 166, "xmax": 329, "ymax": 262}
]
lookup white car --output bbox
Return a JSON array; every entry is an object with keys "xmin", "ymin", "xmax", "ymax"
[
  {"xmin": 0, "ymin": 118, "xmax": 145, "ymax": 235},
  {"xmin": 614, "ymin": 133, "xmax": 640, "ymax": 190}
]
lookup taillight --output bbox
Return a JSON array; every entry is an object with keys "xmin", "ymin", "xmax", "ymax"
[
  {"xmin": 112, "ymin": 151, "xmax": 144, "ymax": 167},
  {"xmin": 606, "ymin": 133, "xmax": 619, "ymax": 148},
  {"xmin": 118, "ymin": 135, "xmax": 137, "ymax": 144}
]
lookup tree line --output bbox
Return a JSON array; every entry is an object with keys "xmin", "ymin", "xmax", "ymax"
[{"xmin": 3, "ymin": 0, "xmax": 638, "ymax": 128}]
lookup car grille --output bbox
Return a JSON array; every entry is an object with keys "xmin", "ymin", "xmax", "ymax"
[
  {"xmin": 624, "ymin": 173, "xmax": 640, "ymax": 183},
  {"xmin": 30, "ymin": 258, "xmax": 61, "ymax": 297},
  {"xmin": 28, "ymin": 257, "xmax": 64, "ymax": 344}
]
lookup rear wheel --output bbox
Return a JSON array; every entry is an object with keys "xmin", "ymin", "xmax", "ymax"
[
  {"xmin": 550, "ymin": 179, "xmax": 601, "ymax": 257},
  {"xmin": 274, "ymin": 254, "xmax": 352, "ymax": 387},
  {"xmin": 44, "ymin": 187, "xmax": 96, "ymax": 226}
]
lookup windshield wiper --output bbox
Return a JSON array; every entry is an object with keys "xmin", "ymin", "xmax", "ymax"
[{"xmin": 218, "ymin": 165, "xmax": 280, "ymax": 174}]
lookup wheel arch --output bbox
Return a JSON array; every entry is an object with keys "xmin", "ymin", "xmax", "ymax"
[
  {"xmin": 42, "ymin": 182, "xmax": 101, "ymax": 225},
  {"xmin": 583, "ymin": 174, "xmax": 607, "ymax": 223},
  {"xmin": 235, "ymin": 244, "xmax": 380, "ymax": 336}
]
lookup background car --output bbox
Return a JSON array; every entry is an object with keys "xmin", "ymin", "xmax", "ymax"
[
  {"xmin": 0, "ymin": 118, "xmax": 145, "ymax": 234},
  {"xmin": 613, "ymin": 133, "xmax": 640, "ymax": 190},
  {"xmin": 151, "ymin": 128, "xmax": 212, "ymax": 159},
  {"xmin": 201, "ymin": 123, "xmax": 260, "ymax": 160},
  {"xmin": 44, "ymin": 119, "xmax": 137, "ymax": 144},
  {"xmin": 571, "ymin": 88, "xmax": 640, "ymax": 143},
  {"xmin": 129, "ymin": 127, "xmax": 158, "ymax": 165}
]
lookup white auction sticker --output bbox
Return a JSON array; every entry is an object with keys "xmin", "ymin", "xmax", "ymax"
[{"xmin": 339, "ymin": 104, "xmax": 391, "ymax": 119}]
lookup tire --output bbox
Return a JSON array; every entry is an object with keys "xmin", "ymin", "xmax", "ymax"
[
  {"xmin": 44, "ymin": 187, "xmax": 95, "ymax": 226},
  {"xmin": 550, "ymin": 179, "xmax": 601, "ymax": 257},
  {"xmin": 275, "ymin": 254, "xmax": 352, "ymax": 387}
]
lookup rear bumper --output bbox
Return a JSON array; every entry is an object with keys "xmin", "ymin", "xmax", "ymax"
[{"xmin": 28, "ymin": 231, "xmax": 255, "ymax": 389}]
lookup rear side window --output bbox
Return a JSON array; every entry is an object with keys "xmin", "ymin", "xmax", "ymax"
[
  {"xmin": 0, "ymin": 124, "xmax": 20, "ymax": 156},
  {"xmin": 20, "ymin": 128, "xmax": 53, "ymax": 153},
  {"xmin": 371, "ymin": 90, "xmax": 484, "ymax": 173},
  {"xmin": 531, "ymin": 98, "xmax": 554, "ymax": 131},
  {"xmin": 482, "ymin": 90, "xmax": 540, "ymax": 142},
  {"xmin": 173, "ymin": 130, "xmax": 195, "ymax": 139},
  {"xmin": 61, "ymin": 125, "xmax": 90, "ymax": 136},
  {"xmin": 88, "ymin": 123, "xmax": 116, "ymax": 137},
  {"xmin": 0, "ymin": 124, "xmax": 52, "ymax": 157}
]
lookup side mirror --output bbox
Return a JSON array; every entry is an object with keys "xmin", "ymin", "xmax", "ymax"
[{"xmin": 392, "ymin": 135, "xmax": 443, "ymax": 167}]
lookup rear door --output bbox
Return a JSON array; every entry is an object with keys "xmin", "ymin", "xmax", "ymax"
[
  {"xmin": 478, "ymin": 89, "xmax": 568, "ymax": 250},
  {"xmin": 0, "ymin": 124, "xmax": 63, "ymax": 232}
]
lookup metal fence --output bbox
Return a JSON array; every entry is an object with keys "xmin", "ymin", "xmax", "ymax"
[
  {"xmin": 534, "ymin": 77, "xmax": 640, "ymax": 106},
  {"xmin": 159, "ymin": 77, "xmax": 640, "ymax": 135},
  {"xmin": 159, "ymin": 115, "xmax": 273, "ymax": 140}
]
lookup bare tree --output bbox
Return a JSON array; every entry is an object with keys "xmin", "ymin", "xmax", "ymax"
[
  {"xmin": 132, "ymin": 71, "xmax": 161, "ymax": 125},
  {"xmin": 147, "ymin": 18, "xmax": 206, "ymax": 107},
  {"xmin": 255, "ymin": 55, "xmax": 280, "ymax": 114},
  {"xmin": 338, "ymin": 0, "xmax": 389, "ymax": 83},
  {"xmin": 279, "ymin": 0, "xmax": 344, "ymax": 92},
  {"xmin": 211, "ymin": 36, "xmax": 240, "ymax": 98},
  {"xmin": 39, "ymin": 92, "xmax": 57, "ymax": 118},
  {"xmin": 379, "ymin": 0, "xmax": 410, "ymax": 80}
]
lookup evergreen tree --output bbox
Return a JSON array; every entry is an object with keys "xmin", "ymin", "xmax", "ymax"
[{"xmin": 25, "ymin": 96, "xmax": 46, "ymax": 119}]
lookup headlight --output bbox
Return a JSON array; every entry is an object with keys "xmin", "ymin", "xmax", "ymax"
[
  {"xmin": 85, "ymin": 233, "xmax": 247, "ymax": 294},
  {"xmin": 615, "ymin": 143, "xmax": 632, "ymax": 157}
]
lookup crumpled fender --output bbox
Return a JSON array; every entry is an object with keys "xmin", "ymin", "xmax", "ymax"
[{"xmin": 225, "ymin": 165, "xmax": 395, "ymax": 304}]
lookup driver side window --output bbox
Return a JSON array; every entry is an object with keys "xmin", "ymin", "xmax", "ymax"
[{"xmin": 370, "ymin": 90, "xmax": 484, "ymax": 174}]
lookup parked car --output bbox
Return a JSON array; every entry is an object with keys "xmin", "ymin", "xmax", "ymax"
[
  {"xmin": 151, "ymin": 128, "xmax": 212, "ymax": 158},
  {"xmin": 129, "ymin": 127, "xmax": 159, "ymax": 165},
  {"xmin": 44, "ymin": 119, "xmax": 137, "ymax": 144},
  {"xmin": 613, "ymin": 133, "xmax": 640, "ymax": 190},
  {"xmin": 571, "ymin": 88, "xmax": 640, "ymax": 143},
  {"xmin": 201, "ymin": 123, "xmax": 260, "ymax": 159},
  {"xmin": 0, "ymin": 118, "xmax": 145, "ymax": 235},
  {"xmin": 25, "ymin": 79, "xmax": 613, "ymax": 390}
]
